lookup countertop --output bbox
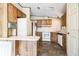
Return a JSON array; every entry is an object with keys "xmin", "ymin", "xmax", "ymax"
[
  {"xmin": 58, "ymin": 29, "xmax": 67, "ymax": 34},
  {"xmin": 0, "ymin": 36, "xmax": 40, "ymax": 41}
]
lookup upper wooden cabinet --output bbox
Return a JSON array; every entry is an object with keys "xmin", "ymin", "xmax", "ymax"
[
  {"xmin": 37, "ymin": 19, "xmax": 52, "ymax": 26},
  {"xmin": 8, "ymin": 4, "xmax": 17, "ymax": 22},
  {"xmin": 17, "ymin": 10, "xmax": 26, "ymax": 18},
  {"xmin": 61, "ymin": 13, "xmax": 66, "ymax": 26},
  {"xmin": 17, "ymin": 10, "xmax": 22, "ymax": 18},
  {"xmin": 8, "ymin": 4, "xmax": 26, "ymax": 23}
]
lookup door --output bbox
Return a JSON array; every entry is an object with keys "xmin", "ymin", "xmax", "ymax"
[{"xmin": 67, "ymin": 3, "xmax": 78, "ymax": 56}]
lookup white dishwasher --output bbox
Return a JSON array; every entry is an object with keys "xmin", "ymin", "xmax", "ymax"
[{"xmin": 58, "ymin": 33, "xmax": 63, "ymax": 46}]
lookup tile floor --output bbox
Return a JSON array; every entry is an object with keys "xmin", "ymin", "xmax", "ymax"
[{"xmin": 37, "ymin": 41, "xmax": 67, "ymax": 56}]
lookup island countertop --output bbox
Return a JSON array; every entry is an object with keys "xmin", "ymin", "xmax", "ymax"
[{"xmin": 0, "ymin": 36, "xmax": 40, "ymax": 41}]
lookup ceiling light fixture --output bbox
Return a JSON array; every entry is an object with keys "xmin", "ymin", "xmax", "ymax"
[
  {"xmin": 37, "ymin": 7, "xmax": 40, "ymax": 9},
  {"xmin": 50, "ymin": 7, "xmax": 54, "ymax": 10}
]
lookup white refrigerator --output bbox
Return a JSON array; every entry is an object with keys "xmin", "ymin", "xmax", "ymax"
[{"xmin": 17, "ymin": 18, "xmax": 27, "ymax": 36}]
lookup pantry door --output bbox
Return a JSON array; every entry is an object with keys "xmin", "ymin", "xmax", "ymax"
[{"xmin": 67, "ymin": 3, "xmax": 78, "ymax": 56}]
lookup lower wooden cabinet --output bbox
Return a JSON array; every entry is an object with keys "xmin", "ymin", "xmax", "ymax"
[
  {"xmin": 51, "ymin": 32, "xmax": 58, "ymax": 43},
  {"xmin": 62, "ymin": 34, "xmax": 66, "ymax": 52},
  {"xmin": 15, "ymin": 40, "xmax": 19, "ymax": 55},
  {"xmin": 35, "ymin": 32, "xmax": 42, "ymax": 41}
]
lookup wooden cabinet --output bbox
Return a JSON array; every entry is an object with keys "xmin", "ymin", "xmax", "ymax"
[
  {"xmin": 8, "ymin": 3, "xmax": 26, "ymax": 23},
  {"xmin": 17, "ymin": 10, "xmax": 22, "ymax": 18},
  {"xmin": 7, "ymin": 3, "xmax": 26, "ymax": 37},
  {"xmin": 51, "ymin": 32, "xmax": 58, "ymax": 43},
  {"xmin": 8, "ymin": 4, "xmax": 17, "ymax": 23},
  {"xmin": 37, "ymin": 19, "xmax": 52, "ymax": 26},
  {"xmin": 17, "ymin": 10, "xmax": 26, "ymax": 18},
  {"xmin": 36, "ymin": 32, "xmax": 42, "ymax": 46},
  {"xmin": 36, "ymin": 32, "xmax": 42, "ymax": 41},
  {"xmin": 61, "ymin": 13, "xmax": 66, "ymax": 26},
  {"xmin": 15, "ymin": 40, "xmax": 19, "ymax": 55},
  {"xmin": 62, "ymin": 34, "xmax": 66, "ymax": 52}
]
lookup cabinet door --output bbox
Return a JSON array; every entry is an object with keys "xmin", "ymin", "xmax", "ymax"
[
  {"xmin": 37, "ymin": 19, "xmax": 52, "ymax": 26},
  {"xmin": 8, "ymin": 4, "xmax": 13, "ymax": 22},
  {"xmin": 47, "ymin": 19, "xmax": 52, "ymax": 25},
  {"xmin": 51, "ymin": 32, "xmax": 58, "ymax": 43},
  {"xmin": 8, "ymin": 4, "xmax": 17, "ymax": 23},
  {"xmin": 62, "ymin": 34, "xmax": 66, "ymax": 52},
  {"xmin": 17, "ymin": 10, "xmax": 26, "ymax": 18},
  {"xmin": 13, "ymin": 6, "xmax": 17, "ymax": 22},
  {"xmin": 42, "ymin": 20, "xmax": 46, "ymax": 25},
  {"xmin": 17, "ymin": 10, "xmax": 22, "ymax": 18},
  {"xmin": 36, "ymin": 32, "xmax": 42, "ymax": 41},
  {"xmin": 37, "ymin": 20, "xmax": 41, "ymax": 26}
]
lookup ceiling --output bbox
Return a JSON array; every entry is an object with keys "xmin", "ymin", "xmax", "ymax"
[{"xmin": 19, "ymin": 3, "xmax": 66, "ymax": 18}]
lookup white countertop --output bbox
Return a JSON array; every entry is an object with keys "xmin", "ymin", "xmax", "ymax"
[
  {"xmin": 0, "ymin": 36, "xmax": 40, "ymax": 41},
  {"xmin": 58, "ymin": 29, "xmax": 67, "ymax": 34}
]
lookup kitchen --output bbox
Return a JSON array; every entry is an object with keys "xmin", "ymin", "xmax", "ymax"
[{"xmin": 0, "ymin": 3, "xmax": 79, "ymax": 56}]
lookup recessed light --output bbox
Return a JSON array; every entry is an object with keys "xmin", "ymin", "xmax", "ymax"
[
  {"xmin": 49, "ymin": 7, "xmax": 54, "ymax": 9},
  {"xmin": 37, "ymin": 7, "xmax": 40, "ymax": 10}
]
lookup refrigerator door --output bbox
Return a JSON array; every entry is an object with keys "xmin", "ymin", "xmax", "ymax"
[{"xmin": 17, "ymin": 18, "xmax": 27, "ymax": 36}]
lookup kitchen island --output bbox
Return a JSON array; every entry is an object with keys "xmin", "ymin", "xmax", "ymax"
[{"xmin": 0, "ymin": 36, "xmax": 40, "ymax": 56}]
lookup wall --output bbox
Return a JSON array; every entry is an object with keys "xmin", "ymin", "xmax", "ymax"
[
  {"xmin": 0, "ymin": 4, "xmax": 2, "ymax": 37},
  {"xmin": 0, "ymin": 4, "xmax": 7, "ymax": 37},
  {"xmin": 2, "ymin": 4, "xmax": 8, "ymax": 37}
]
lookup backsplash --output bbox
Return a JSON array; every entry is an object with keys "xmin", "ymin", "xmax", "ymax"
[{"xmin": 8, "ymin": 22, "xmax": 17, "ymax": 29}]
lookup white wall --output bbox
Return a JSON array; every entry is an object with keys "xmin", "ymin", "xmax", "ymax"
[
  {"xmin": 1, "ymin": 4, "xmax": 8, "ymax": 37},
  {"xmin": 0, "ymin": 4, "xmax": 3, "ymax": 37}
]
